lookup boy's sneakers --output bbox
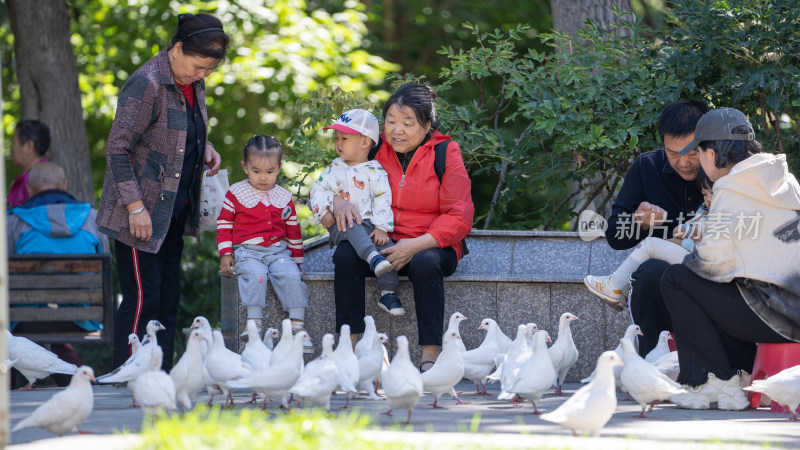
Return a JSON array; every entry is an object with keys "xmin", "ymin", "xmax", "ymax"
[
  {"xmin": 369, "ymin": 254, "xmax": 393, "ymax": 278},
  {"xmin": 671, "ymin": 372, "xmax": 749, "ymax": 410},
  {"xmin": 583, "ymin": 275, "xmax": 623, "ymax": 311},
  {"xmin": 378, "ymin": 292, "xmax": 406, "ymax": 316}
]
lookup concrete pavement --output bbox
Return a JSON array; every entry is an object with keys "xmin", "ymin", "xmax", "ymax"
[{"xmin": 8, "ymin": 380, "xmax": 800, "ymax": 448}]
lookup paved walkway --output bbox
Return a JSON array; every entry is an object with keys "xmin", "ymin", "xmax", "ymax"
[{"xmin": 9, "ymin": 381, "xmax": 800, "ymax": 448}]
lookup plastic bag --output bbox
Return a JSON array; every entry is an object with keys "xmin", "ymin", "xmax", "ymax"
[{"xmin": 198, "ymin": 169, "xmax": 229, "ymax": 232}]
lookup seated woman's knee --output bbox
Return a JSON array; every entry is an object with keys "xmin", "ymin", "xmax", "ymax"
[{"xmin": 408, "ymin": 249, "xmax": 444, "ymax": 277}]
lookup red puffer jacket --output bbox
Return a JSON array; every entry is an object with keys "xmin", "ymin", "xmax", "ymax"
[{"xmin": 374, "ymin": 130, "xmax": 474, "ymax": 260}]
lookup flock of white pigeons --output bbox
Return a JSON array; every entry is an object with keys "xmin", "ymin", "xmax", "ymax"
[{"xmin": 6, "ymin": 311, "xmax": 800, "ymax": 438}]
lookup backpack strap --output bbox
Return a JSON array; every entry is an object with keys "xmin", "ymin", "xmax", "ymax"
[
  {"xmin": 433, "ymin": 140, "xmax": 450, "ymax": 183},
  {"xmin": 367, "ymin": 136, "xmax": 382, "ymax": 161}
]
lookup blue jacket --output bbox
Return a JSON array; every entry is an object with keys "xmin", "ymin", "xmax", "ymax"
[{"xmin": 8, "ymin": 190, "xmax": 110, "ymax": 331}]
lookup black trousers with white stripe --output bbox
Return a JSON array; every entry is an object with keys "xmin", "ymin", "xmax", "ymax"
[{"xmin": 112, "ymin": 207, "xmax": 188, "ymax": 370}]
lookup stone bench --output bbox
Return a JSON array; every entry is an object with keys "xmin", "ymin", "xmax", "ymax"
[{"xmin": 221, "ymin": 230, "xmax": 634, "ymax": 381}]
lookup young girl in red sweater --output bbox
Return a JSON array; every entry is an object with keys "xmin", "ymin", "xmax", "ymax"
[{"xmin": 217, "ymin": 135, "xmax": 311, "ymax": 351}]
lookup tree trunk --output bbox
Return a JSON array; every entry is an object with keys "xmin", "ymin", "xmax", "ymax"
[
  {"xmin": 550, "ymin": 0, "xmax": 633, "ymax": 225},
  {"xmin": 7, "ymin": 0, "xmax": 94, "ymax": 205},
  {"xmin": 551, "ymin": 0, "xmax": 633, "ymax": 38}
]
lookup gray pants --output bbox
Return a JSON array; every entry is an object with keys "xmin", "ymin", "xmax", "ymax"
[
  {"xmin": 328, "ymin": 219, "xmax": 399, "ymax": 292},
  {"xmin": 234, "ymin": 242, "xmax": 308, "ymax": 321}
]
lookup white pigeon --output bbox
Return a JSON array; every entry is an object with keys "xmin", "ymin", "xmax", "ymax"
[
  {"xmin": 548, "ymin": 313, "xmax": 580, "ymax": 396},
  {"xmin": 12, "ymin": 365, "xmax": 95, "ymax": 436},
  {"xmin": 262, "ymin": 327, "xmax": 280, "ymax": 350},
  {"xmin": 189, "ymin": 316, "xmax": 224, "ymax": 405},
  {"xmin": 494, "ymin": 320, "xmax": 514, "ymax": 353},
  {"xmin": 645, "ymin": 331, "xmax": 672, "ymax": 363},
  {"xmin": 290, "ymin": 333, "xmax": 341, "ymax": 411},
  {"xmin": 170, "ymin": 329, "xmax": 206, "ymax": 411},
  {"xmin": 6, "ymin": 329, "xmax": 78, "ymax": 390},
  {"xmin": 497, "ymin": 325, "xmax": 532, "ymax": 403},
  {"xmin": 381, "ymin": 335, "xmax": 424, "ymax": 424},
  {"xmin": 241, "ymin": 319, "xmax": 271, "ymax": 372},
  {"xmin": 619, "ymin": 338, "xmax": 686, "ymax": 417},
  {"xmin": 581, "ymin": 324, "xmax": 642, "ymax": 384},
  {"xmin": 134, "ymin": 345, "xmax": 177, "ymax": 415},
  {"xmin": 228, "ymin": 331, "xmax": 309, "ymax": 409},
  {"xmin": 447, "ymin": 312, "xmax": 468, "ymax": 353},
  {"xmin": 205, "ymin": 330, "xmax": 253, "ymax": 407},
  {"xmin": 541, "ymin": 351, "xmax": 623, "ymax": 437},
  {"xmin": 743, "ymin": 365, "xmax": 800, "ymax": 421},
  {"xmin": 510, "ymin": 331, "xmax": 556, "ymax": 414},
  {"xmin": 270, "ymin": 319, "xmax": 295, "ymax": 367},
  {"xmin": 421, "ymin": 330, "xmax": 469, "ymax": 408},
  {"xmin": 654, "ymin": 351, "xmax": 680, "ymax": 381},
  {"xmin": 357, "ymin": 333, "xmax": 388, "ymax": 400},
  {"xmin": 462, "ymin": 318, "xmax": 503, "ymax": 395},
  {"xmin": 128, "ymin": 333, "xmax": 142, "ymax": 354},
  {"xmin": 354, "ymin": 315, "xmax": 378, "ymax": 359},
  {"xmin": 97, "ymin": 320, "xmax": 165, "ymax": 384},
  {"xmin": 481, "ymin": 319, "xmax": 512, "ymax": 385},
  {"xmin": 333, "ymin": 324, "xmax": 360, "ymax": 408}
]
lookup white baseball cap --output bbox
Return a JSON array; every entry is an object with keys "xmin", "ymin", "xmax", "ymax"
[{"xmin": 323, "ymin": 109, "xmax": 380, "ymax": 144}]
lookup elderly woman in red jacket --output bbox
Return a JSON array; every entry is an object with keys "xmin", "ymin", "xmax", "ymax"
[{"xmin": 326, "ymin": 83, "xmax": 474, "ymax": 371}]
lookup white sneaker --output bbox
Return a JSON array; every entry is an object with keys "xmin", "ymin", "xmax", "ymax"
[
  {"xmin": 583, "ymin": 275, "xmax": 623, "ymax": 311},
  {"xmin": 672, "ymin": 373, "xmax": 749, "ymax": 410}
]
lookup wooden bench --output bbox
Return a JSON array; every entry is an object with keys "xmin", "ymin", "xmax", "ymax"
[{"xmin": 9, "ymin": 254, "xmax": 114, "ymax": 345}]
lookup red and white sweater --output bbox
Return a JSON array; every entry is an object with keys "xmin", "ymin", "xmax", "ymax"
[{"xmin": 216, "ymin": 181, "xmax": 303, "ymax": 263}]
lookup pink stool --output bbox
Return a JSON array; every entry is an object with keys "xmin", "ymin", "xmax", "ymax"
[{"xmin": 748, "ymin": 342, "xmax": 800, "ymax": 413}]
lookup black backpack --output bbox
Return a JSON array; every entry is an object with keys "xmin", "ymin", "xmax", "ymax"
[{"xmin": 368, "ymin": 139, "xmax": 469, "ymax": 256}]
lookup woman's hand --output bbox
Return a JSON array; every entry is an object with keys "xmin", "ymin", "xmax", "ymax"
[
  {"xmin": 220, "ymin": 255, "xmax": 235, "ymax": 275},
  {"xmin": 332, "ymin": 195, "xmax": 361, "ymax": 232},
  {"xmin": 205, "ymin": 147, "xmax": 222, "ymax": 176},
  {"xmin": 380, "ymin": 234, "xmax": 438, "ymax": 271},
  {"xmin": 128, "ymin": 203, "xmax": 153, "ymax": 241}
]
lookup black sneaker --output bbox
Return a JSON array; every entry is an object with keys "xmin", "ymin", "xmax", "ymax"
[
  {"xmin": 369, "ymin": 254, "xmax": 393, "ymax": 278},
  {"xmin": 378, "ymin": 292, "xmax": 406, "ymax": 316}
]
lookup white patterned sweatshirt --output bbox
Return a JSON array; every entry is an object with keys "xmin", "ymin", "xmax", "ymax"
[{"xmin": 308, "ymin": 158, "xmax": 394, "ymax": 231}]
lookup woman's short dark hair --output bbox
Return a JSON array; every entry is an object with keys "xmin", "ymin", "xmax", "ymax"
[
  {"xmin": 382, "ymin": 83, "xmax": 439, "ymax": 135},
  {"xmin": 699, "ymin": 125, "xmax": 762, "ymax": 168},
  {"xmin": 243, "ymin": 135, "xmax": 283, "ymax": 164},
  {"xmin": 15, "ymin": 119, "xmax": 51, "ymax": 157},
  {"xmin": 171, "ymin": 13, "xmax": 229, "ymax": 60},
  {"xmin": 658, "ymin": 100, "xmax": 709, "ymax": 141}
]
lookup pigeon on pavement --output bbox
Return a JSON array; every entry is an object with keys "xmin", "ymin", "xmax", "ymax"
[
  {"xmin": 205, "ymin": 330, "xmax": 252, "ymax": 407},
  {"xmin": 421, "ymin": 330, "xmax": 469, "ymax": 408},
  {"xmin": 333, "ymin": 324, "xmax": 359, "ymax": 408},
  {"xmin": 645, "ymin": 331, "xmax": 672, "ymax": 363},
  {"xmin": 12, "ymin": 365, "xmax": 96, "ymax": 436},
  {"xmin": 461, "ymin": 318, "xmax": 502, "ymax": 395},
  {"xmin": 170, "ymin": 329, "xmax": 206, "ymax": 411},
  {"xmin": 134, "ymin": 345, "xmax": 177, "ymax": 415},
  {"xmin": 228, "ymin": 331, "xmax": 309, "ymax": 409},
  {"xmin": 357, "ymin": 333, "xmax": 388, "ymax": 400},
  {"xmin": 541, "ymin": 351, "xmax": 623, "ymax": 436},
  {"xmin": 743, "ymin": 364, "xmax": 800, "ymax": 421},
  {"xmin": 381, "ymin": 335, "xmax": 424, "ymax": 423},
  {"xmin": 619, "ymin": 337, "xmax": 686, "ymax": 417},
  {"xmin": 548, "ymin": 313, "xmax": 580, "ymax": 396},
  {"xmin": 290, "ymin": 333, "xmax": 340, "ymax": 411},
  {"xmin": 511, "ymin": 330, "xmax": 556, "ymax": 414},
  {"xmin": 6, "ymin": 329, "xmax": 78, "ymax": 390}
]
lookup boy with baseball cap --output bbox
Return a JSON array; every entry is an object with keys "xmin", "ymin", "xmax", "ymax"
[{"xmin": 309, "ymin": 109, "xmax": 405, "ymax": 316}]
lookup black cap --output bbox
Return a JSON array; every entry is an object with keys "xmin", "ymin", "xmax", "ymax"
[{"xmin": 679, "ymin": 108, "xmax": 755, "ymax": 155}]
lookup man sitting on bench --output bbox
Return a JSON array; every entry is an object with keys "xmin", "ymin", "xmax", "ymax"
[{"xmin": 7, "ymin": 161, "xmax": 109, "ymax": 387}]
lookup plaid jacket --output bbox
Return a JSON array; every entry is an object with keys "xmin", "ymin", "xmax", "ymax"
[{"xmin": 97, "ymin": 49, "xmax": 215, "ymax": 253}]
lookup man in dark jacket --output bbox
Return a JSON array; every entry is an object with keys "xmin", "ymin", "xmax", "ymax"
[{"xmin": 601, "ymin": 100, "xmax": 709, "ymax": 356}]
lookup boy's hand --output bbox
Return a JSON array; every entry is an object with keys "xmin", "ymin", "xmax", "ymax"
[
  {"xmin": 370, "ymin": 228, "xmax": 389, "ymax": 246},
  {"xmin": 220, "ymin": 254, "xmax": 235, "ymax": 275},
  {"xmin": 320, "ymin": 211, "xmax": 335, "ymax": 229}
]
